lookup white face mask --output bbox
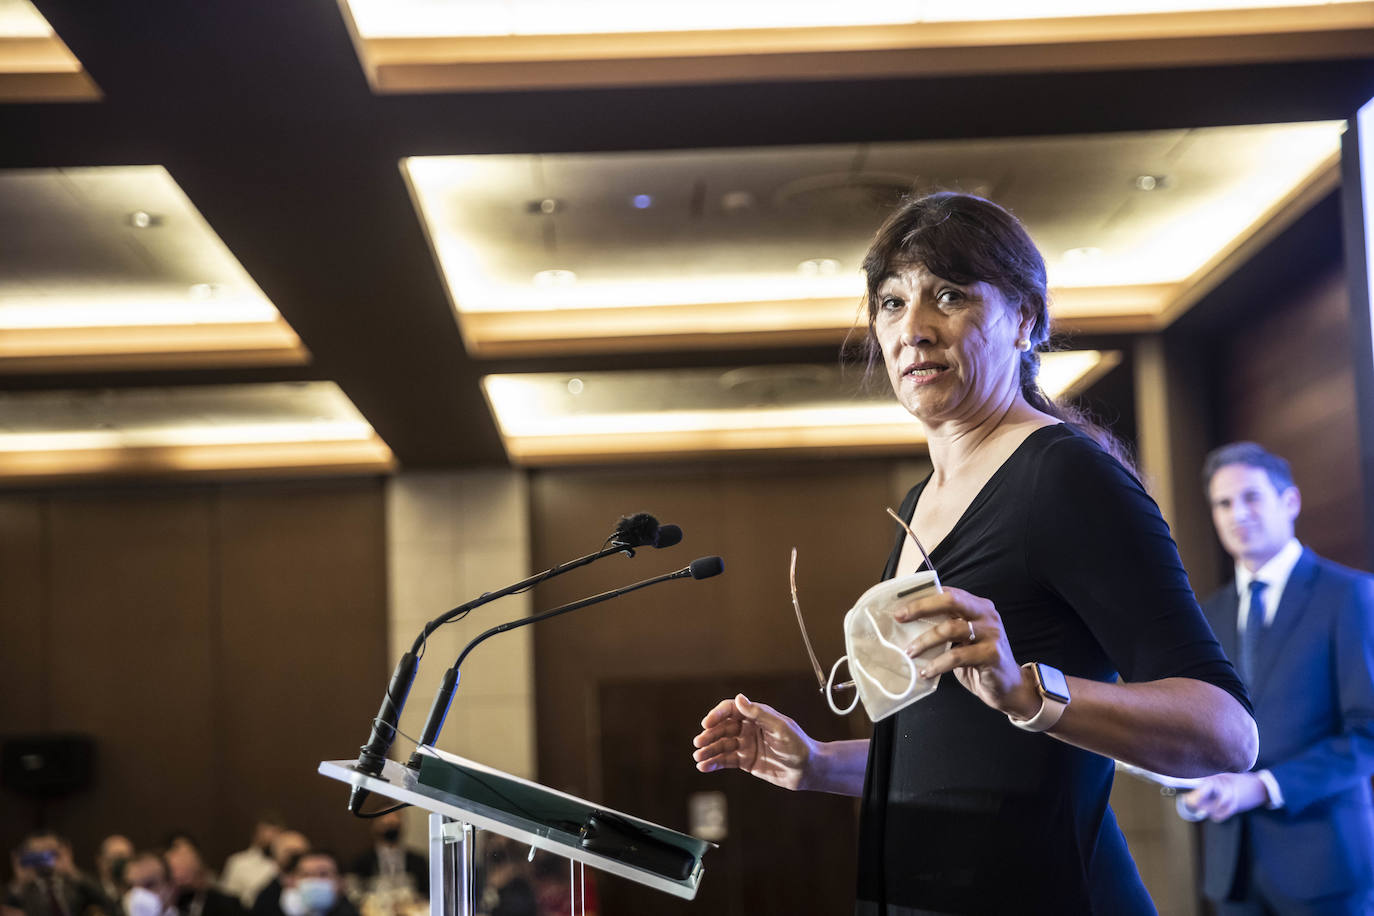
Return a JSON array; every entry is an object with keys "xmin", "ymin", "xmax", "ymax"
[
  {"xmin": 280, "ymin": 887, "xmax": 307, "ymax": 916},
  {"xmin": 123, "ymin": 887, "xmax": 166, "ymax": 916},
  {"xmin": 296, "ymin": 879, "xmax": 336, "ymax": 913},
  {"xmin": 826, "ymin": 570, "xmax": 949, "ymax": 721}
]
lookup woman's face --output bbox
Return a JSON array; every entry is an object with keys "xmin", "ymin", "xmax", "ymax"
[{"xmin": 873, "ymin": 263, "xmax": 1028, "ymax": 427}]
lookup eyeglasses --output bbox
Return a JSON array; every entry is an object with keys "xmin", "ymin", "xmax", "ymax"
[{"xmin": 790, "ymin": 507, "xmax": 938, "ymax": 696}]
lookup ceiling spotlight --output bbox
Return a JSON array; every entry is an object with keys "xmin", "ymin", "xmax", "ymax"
[
  {"xmin": 631, "ymin": 194, "xmax": 653, "ymax": 209},
  {"xmin": 533, "ymin": 269, "xmax": 577, "ymax": 287},
  {"xmin": 127, "ymin": 210, "xmax": 163, "ymax": 228},
  {"xmin": 567, "ymin": 378, "xmax": 584, "ymax": 395},
  {"xmin": 1134, "ymin": 175, "xmax": 1166, "ymax": 191},
  {"xmin": 188, "ymin": 283, "xmax": 219, "ymax": 300},
  {"xmin": 798, "ymin": 258, "xmax": 841, "ymax": 276},
  {"xmin": 1062, "ymin": 247, "xmax": 1103, "ymax": 263}
]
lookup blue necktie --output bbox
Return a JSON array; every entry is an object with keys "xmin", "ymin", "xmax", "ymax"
[{"xmin": 1239, "ymin": 579, "xmax": 1268, "ymax": 685}]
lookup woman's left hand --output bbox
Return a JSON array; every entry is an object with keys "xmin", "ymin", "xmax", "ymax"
[{"xmin": 896, "ymin": 586, "xmax": 1040, "ymax": 718}]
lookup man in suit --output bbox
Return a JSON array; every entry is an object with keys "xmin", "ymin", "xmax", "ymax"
[
  {"xmin": 1183, "ymin": 441, "xmax": 1374, "ymax": 915},
  {"xmin": 345, "ymin": 812, "xmax": 425, "ymax": 900}
]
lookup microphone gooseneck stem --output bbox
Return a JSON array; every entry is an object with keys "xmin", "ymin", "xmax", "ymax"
[
  {"xmin": 405, "ymin": 566, "xmax": 695, "ymax": 770},
  {"xmin": 407, "ymin": 541, "xmax": 637, "ymax": 656}
]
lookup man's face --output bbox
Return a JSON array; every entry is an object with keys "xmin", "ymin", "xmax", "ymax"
[
  {"xmin": 1209, "ymin": 463, "xmax": 1300, "ymax": 569},
  {"xmin": 124, "ymin": 857, "xmax": 169, "ymax": 902}
]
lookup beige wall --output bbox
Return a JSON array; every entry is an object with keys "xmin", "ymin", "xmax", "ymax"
[{"xmin": 385, "ymin": 470, "xmax": 534, "ymax": 841}]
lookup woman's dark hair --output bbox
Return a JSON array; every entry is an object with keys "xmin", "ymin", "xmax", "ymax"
[{"xmin": 859, "ymin": 191, "xmax": 1134, "ymax": 472}]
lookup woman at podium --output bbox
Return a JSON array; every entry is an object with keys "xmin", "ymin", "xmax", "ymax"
[{"xmin": 691, "ymin": 192, "xmax": 1258, "ymax": 914}]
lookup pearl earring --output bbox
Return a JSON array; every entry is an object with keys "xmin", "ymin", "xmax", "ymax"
[{"xmin": 1015, "ymin": 338, "xmax": 1032, "ymax": 352}]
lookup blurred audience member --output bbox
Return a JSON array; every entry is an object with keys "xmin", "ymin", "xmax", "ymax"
[
  {"xmin": 248, "ymin": 834, "xmax": 309, "ymax": 916},
  {"xmin": 530, "ymin": 852, "xmax": 597, "ymax": 916},
  {"xmin": 279, "ymin": 855, "xmax": 355, "ymax": 916},
  {"xmin": 165, "ymin": 843, "xmax": 242, "ymax": 916},
  {"xmin": 474, "ymin": 838, "xmax": 533, "ymax": 916},
  {"xmin": 94, "ymin": 837, "xmax": 133, "ymax": 906},
  {"xmin": 121, "ymin": 853, "xmax": 175, "ymax": 916},
  {"xmin": 220, "ymin": 816, "xmax": 282, "ymax": 909},
  {"xmin": 346, "ymin": 814, "xmax": 424, "ymax": 900},
  {"xmin": 5, "ymin": 831, "xmax": 116, "ymax": 916}
]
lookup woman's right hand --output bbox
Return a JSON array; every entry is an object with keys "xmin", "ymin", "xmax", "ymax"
[{"xmin": 691, "ymin": 694, "xmax": 815, "ymax": 791}]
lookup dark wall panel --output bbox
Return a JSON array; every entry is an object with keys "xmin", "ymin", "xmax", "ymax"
[
  {"xmin": 216, "ymin": 482, "xmax": 388, "ymax": 863},
  {"xmin": 0, "ymin": 496, "xmax": 51, "ymax": 852},
  {"xmin": 1219, "ymin": 264, "xmax": 1368, "ymax": 570},
  {"xmin": 0, "ymin": 480, "xmax": 387, "ymax": 872},
  {"xmin": 46, "ymin": 490, "xmax": 218, "ymax": 855},
  {"xmin": 530, "ymin": 461, "xmax": 900, "ymax": 799}
]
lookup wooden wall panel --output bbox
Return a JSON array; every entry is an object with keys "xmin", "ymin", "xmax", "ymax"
[
  {"xmin": 530, "ymin": 461, "xmax": 899, "ymax": 800},
  {"xmin": 45, "ymin": 490, "xmax": 218, "ymax": 855},
  {"xmin": 0, "ymin": 480, "xmax": 387, "ymax": 873},
  {"xmin": 1219, "ymin": 265, "xmax": 1368, "ymax": 570},
  {"xmin": 215, "ymin": 481, "xmax": 388, "ymax": 866},
  {"xmin": 0, "ymin": 495, "xmax": 51, "ymax": 855}
]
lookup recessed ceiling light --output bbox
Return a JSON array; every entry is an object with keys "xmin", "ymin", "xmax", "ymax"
[
  {"xmin": 631, "ymin": 194, "xmax": 653, "ymax": 209},
  {"xmin": 127, "ymin": 210, "xmax": 163, "ymax": 228},
  {"xmin": 527, "ymin": 198, "xmax": 562, "ymax": 215},
  {"xmin": 1062, "ymin": 247, "xmax": 1103, "ymax": 263},
  {"xmin": 533, "ymin": 269, "xmax": 577, "ymax": 287},
  {"xmin": 798, "ymin": 258, "xmax": 842, "ymax": 276},
  {"xmin": 720, "ymin": 191, "xmax": 754, "ymax": 212},
  {"xmin": 1134, "ymin": 175, "xmax": 1166, "ymax": 191},
  {"xmin": 188, "ymin": 283, "xmax": 219, "ymax": 300},
  {"xmin": 567, "ymin": 378, "xmax": 584, "ymax": 395}
]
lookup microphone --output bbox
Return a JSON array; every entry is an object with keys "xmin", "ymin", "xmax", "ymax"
[
  {"xmin": 611, "ymin": 513, "xmax": 682, "ymax": 549},
  {"xmin": 346, "ymin": 513, "xmax": 682, "ymax": 815},
  {"xmin": 405, "ymin": 556, "xmax": 724, "ymax": 770}
]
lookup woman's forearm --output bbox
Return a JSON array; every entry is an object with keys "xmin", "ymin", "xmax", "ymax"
[
  {"xmin": 1048, "ymin": 676, "xmax": 1257, "ymax": 777},
  {"xmin": 801, "ymin": 739, "xmax": 870, "ymax": 796}
]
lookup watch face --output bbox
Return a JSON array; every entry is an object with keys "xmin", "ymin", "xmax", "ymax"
[{"xmin": 1037, "ymin": 664, "xmax": 1070, "ymax": 704}]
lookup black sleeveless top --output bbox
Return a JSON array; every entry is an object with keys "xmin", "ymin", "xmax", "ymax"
[{"xmin": 855, "ymin": 424, "xmax": 1250, "ymax": 915}]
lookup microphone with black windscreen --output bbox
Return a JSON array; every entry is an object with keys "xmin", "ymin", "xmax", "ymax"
[{"xmin": 346, "ymin": 513, "xmax": 682, "ymax": 815}]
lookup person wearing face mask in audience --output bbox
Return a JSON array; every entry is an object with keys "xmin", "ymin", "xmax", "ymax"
[
  {"xmin": 248, "ymin": 834, "xmax": 309, "ymax": 916},
  {"xmin": 346, "ymin": 813, "xmax": 425, "ymax": 901},
  {"xmin": 165, "ymin": 843, "xmax": 243, "ymax": 916},
  {"xmin": 6, "ymin": 832, "xmax": 116, "ymax": 916},
  {"xmin": 219, "ymin": 816, "xmax": 282, "ymax": 910},
  {"xmin": 121, "ymin": 854, "xmax": 175, "ymax": 916},
  {"xmin": 94, "ymin": 836, "xmax": 133, "ymax": 909},
  {"xmin": 279, "ymin": 855, "xmax": 355, "ymax": 916}
]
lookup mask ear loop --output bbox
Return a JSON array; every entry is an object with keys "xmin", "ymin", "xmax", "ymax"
[
  {"xmin": 847, "ymin": 605, "xmax": 920, "ymax": 700},
  {"xmin": 826, "ymin": 656, "xmax": 860, "ymax": 715},
  {"xmin": 826, "ymin": 609, "xmax": 862, "ymax": 716}
]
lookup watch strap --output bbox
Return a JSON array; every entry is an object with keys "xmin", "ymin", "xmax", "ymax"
[{"xmin": 1008, "ymin": 662, "xmax": 1068, "ymax": 733}]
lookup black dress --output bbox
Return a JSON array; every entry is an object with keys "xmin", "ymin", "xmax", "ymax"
[{"xmin": 855, "ymin": 424, "xmax": 1251, "ymax": 916}]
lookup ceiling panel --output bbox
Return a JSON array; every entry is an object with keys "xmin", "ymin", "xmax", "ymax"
[
  {"xmin": 0, "ymin": 381, "xmax": 394, "ymax": 483},
  {"xmin": 0, "ymin": 166, "xmax": 308, "ymax": 372},
  {"xmin": 338, "ymin": 0, "xmax": 1374, "ymax": 93},
  {"xmin": 482, "ymin": 350, "xmax": 1119, "ymax": 464},
  {"xmin": 406, "ymin": 121, "xmax": 1340, "ymax": 357},
  {"xmin": 0, "ymin": 0, "xmax": 96, "ymax": 101}
]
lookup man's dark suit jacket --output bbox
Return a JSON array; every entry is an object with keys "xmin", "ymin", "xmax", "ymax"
[{"xmin": 1199, "ymin": 547, "xmax": 1374, "ymax": 903}]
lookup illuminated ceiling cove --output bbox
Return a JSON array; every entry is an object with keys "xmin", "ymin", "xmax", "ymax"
[
  {"xmin": 0, "ymin": 166, "xmax": 307, "ymax": 372},
  {"xmin": 406, "ymin": 121, "xmax": 1341, "ymax": 358}
]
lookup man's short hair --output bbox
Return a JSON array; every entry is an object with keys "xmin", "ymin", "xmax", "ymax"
[
  {"xmin": 286, "ymin": 851, "xmax": 337, "ymax": 875},
  {"xmin": 1202, "ymin": 441, "xmax": 1295, "ymax": 494}
]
